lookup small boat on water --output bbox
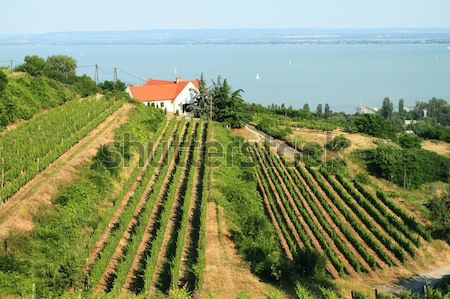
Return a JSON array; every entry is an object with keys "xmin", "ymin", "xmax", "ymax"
[
  {"xmin": 256, "ymin": 73, "xmax": 261, "ymax": 80},
  {"xmin": 447, "ymin": 46, "xmax": 450, "ymax": 50}
]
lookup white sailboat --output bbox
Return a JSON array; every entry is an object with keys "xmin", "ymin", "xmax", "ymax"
[
  {"xmin": 174, "ymin": 68, "xmax": 178, "ymax": 74},
  {"xmin": 256, "ymin": 73, "xmax": 261, "ymax": 80}
]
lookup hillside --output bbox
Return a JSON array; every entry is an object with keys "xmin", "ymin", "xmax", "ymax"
[{"xmin": 0, "ymin": 72, "xmax": 77, "ymax": 129}]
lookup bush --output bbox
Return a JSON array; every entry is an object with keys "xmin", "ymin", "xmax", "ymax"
[
  {"xmin": 353, "ymin": 114, "xmax": 397, "ymax": 139},
  {"xmin": 0, "ymin": 71, "xmax": 7, "ymax": 92},
  {"xmin": 326, "ymin": 135, "xmax": 351, "ymax": 152},
  {"xmin": 302, "ymin": 143, "xmax": 324, "ymax": 165},
  {"xmin": 362, "ymin": 145, "xmax": 450, "ymax": 188},
  {"xmin": 321, "ymin": 158, "xmax": 347, "ymax": 175},
  {"xmin": 16, "ymin": 55, "xmax": 46, "ymax": 76},
  {"xmin": 73, "ymin": 75, "xmax": 98, "ymax": 97},
  {"xmin": 98, "ymin": 80, "xmax": 127, "ymax": 92},
  {"xmin": 354, "ymin": 171, "xmax": 370, "ymax": 184},
  {"xmin": 293, "ymin": 249, "xmax": 327, "ymax": 278},
  {"xmin": 396, "ymin": 133, "xmax": 422, "ymax": 149}
]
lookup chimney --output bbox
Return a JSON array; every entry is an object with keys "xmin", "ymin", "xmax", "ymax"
[{"xmin": 176, "ymin": 77, "xmax": 181, "ymax": 84}]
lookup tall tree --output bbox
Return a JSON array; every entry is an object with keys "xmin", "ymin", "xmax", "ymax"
[
  {"xmin": 399, "ymin": 98, "xmax": 405, "ymax": 116},
  {"xmin": 316, "ymin": 104, "xmax": 323, "ymax": 118},
  {"xmin": 324, "ymin": 103, "xmax": 332, "ymax": 119},
  {"xmin": 189, "ymin": 73, "xmax": 211, "ymax": 119},
  {"xmin": 381, "ymin": 97, "xmax": 393, "ymax": 119},
  {"xmin": 303, "ymin": 103, "xmax": 310, "ymax": 113},
  {"xmin": 16, "ymin": 55, "xmax": 47, "ymax": 76},
  {"xmin": 45, "ymin": 55, "xmax": 77, "ymax": 82}
]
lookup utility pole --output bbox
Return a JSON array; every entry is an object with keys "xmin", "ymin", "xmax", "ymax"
[
  {"xmin": 10, "ymin": 60, "xmax": 13, "ymax": 70},
  {"xmin": 94, "ymin": 64, "xmax": 99, "ymax": 84}
]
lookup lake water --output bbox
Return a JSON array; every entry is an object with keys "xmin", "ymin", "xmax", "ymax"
[{"xmin": 0, "ymin": 43, "xmax": 449, "ymax": 113}]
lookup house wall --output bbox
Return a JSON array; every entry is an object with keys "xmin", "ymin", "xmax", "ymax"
[
  {"xmin": 126, "ymin": 82, "xmax": 198, "ymax": 114},
  {"xmin": 173, "ymin": 82, "xmax": 197, "ymax": 114}
]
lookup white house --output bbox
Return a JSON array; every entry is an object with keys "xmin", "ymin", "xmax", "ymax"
[{"xmin": 126, "ymin": 78, "xmax": 200, "ymax": 114}]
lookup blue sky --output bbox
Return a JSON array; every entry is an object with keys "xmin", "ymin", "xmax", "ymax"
[{"xmin": 2, "ymin": 0, "xmax": 450, "ymax": 34}]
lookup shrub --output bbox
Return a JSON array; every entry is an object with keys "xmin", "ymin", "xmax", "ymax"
[
  {"xmin": 302, "ymin": 143, "xmax": 324, "ymax": 165},
  {"xmin": 362, "ymin": 145, "xmax": 450, "ymax": 188},
  {"xmin": 354, "ymin": 171, "xmax": 370, "ymax": 184},
  {"xmin": 293, "ymin": 249, "xmax": 327, "ymax": 278},
  {"xmin": 16, "ymin": 55, "xmax": 47, "ymax": 76},
  {"xmin": 0, "ymin": 71, "xmax": 7, "ymax": 92},
  {"xmin": 73, "ymin": 75, "xmax": 98, "ymax": 97},
  {"xmin": 326, "ymin": 135, "xmax": 350, "ymax": 152},
  {"xmin": 396, "ymin": 133, "xmax": 422, "ymax": 149}
]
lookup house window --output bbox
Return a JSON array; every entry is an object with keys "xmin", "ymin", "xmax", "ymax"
[{"xmin": 160, "ymin": 102, "xmax": 164, "ymax": 108}]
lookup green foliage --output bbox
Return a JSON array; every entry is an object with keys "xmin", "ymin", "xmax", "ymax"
[
  {"xmin": 352, "ymin": 114, "xmax": 396, "ymax": 138},
  {"xmin": 381, "ymin": 97, "xmax": 394, "ymax": 119},
  {"xmin": 0, "ymin": 70, "xmax": 7, "ymax": 92},
  {"xmin": 293, "ymin": 249, "xmax": 327, "ymax": 278},
  {"xmin": 413, "ymin": 97, "xmax": 450, "ymax": 126},
  {"xmin": 316, "ymin": 104, "xmax": 323, "ymax": 118},
  {"xmin": 428, "ymin": 192, "xmax": 450, "ymax": 242},
  {"xmin": 326, "ymin": 135, "xmax": 350, "ymax": 152},
  {"xmin": 396, "ymin": 133, "xmax": 422, "ymax": 149},
  {"xmin": 354, "ymin": 171, "xmax": 370, "ymax": 184},
  {"xmin": 0, "ymin": 99, "xmax": 122, "ymax": 202},
  {"xmin": 212, "ymin": 124, "xmax": 283, "ymax": 281},
  {"xmin": 324, "ymin": 104, "xmax": 332, "ymax": 119},
  {"xmin": 322, "ymin": 158, "xmax": 348, "ymax": 176},
  {"xmin": 256, "ymin": 114, "xmax": 293, "ymax": 139},
  {"xmin": 45, "ymin": 55, "xmax": 77, "ymax": 83},
  {"xmin": 187, "ymin": 73, "xmax": 211, "ymax": 118},
  {"xmin": 295, "ymin": 283, "xmax": 315, "ymax": 299},
  {"xmin": 211, "ymin": 77, "xmax": 250, "ymax": 128},
  {"xmin": 73, "ymin": 75, "xmax": 98, "ymax": 97},
  {"xmin": 169, "ymin": 287, "xmax": 191, "ymax": 299},
  {"xmin": 302, "ymin": 143, "xmax": 324, "ymax": 165},
  {"xmin": 0, "ymin": 102, "xmax": 165, "ymax": 297},
  {"xmin": 98, "ymin": 80, "xmax": 127, "ymax": 92},
  {"xmin": 408, "ymin": 118, "xmax": 450, "ymax": 143},
  {"xmin": 16, "ymin": 55, "xmax": 47, "ymax": 76},
  {"xmin": 362, "ymin": 145, "xmax": 450, "ymax": 188},
  {"xmin": 0, "ymin": 73, "xmax": 77, "ymax": 128}
]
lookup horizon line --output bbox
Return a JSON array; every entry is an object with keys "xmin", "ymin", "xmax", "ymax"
[{"xmin": 2, "ymin": 26, "xmax": 450, "ymax": 36}]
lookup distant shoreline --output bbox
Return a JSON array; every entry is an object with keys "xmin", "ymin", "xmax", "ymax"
[{"xmin": 1, "ymin": 28, "xmax": 449, "ymax": 46}]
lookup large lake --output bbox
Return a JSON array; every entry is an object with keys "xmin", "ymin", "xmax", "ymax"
[{"xmin": 0, "ymin": 43, "xmax": 449, "ymax": 113}]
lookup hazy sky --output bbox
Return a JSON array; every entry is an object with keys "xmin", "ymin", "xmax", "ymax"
[{"xmin": 2, "ymin": 0, "xmax": 450, "ymax": 34}]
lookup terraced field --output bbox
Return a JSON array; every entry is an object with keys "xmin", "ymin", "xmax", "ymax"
[
  {"xmin": 82, "ymin": 117, "xmax": 210, "ymax": 297},
  {"xmin": 250, "ymin": 142, "xmax": 430, "ymax": 278}
]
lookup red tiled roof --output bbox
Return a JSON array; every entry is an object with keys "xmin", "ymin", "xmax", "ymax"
[{"xmin": 129, "ymin": 78, "xmax": 200, "ymax": 102}]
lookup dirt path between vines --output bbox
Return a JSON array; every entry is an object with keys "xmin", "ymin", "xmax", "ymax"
[
  {"xmin": 203, "ymin": 202, "xmax": 280, "ymax": 299},
  {"xmin": 0, "ymin": 103, "xmax": 133, "ymax": 239}
]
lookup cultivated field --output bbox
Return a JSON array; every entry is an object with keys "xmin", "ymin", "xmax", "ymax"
[
  {"xmin": 250, "ymin": 142, "xmax": 431, "ymax": 279},
  {"xmin": 82, "ymin": 117, "xmax": 211, "ymax": 297}
]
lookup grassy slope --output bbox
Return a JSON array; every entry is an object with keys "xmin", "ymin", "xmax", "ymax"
[
  {"xmin": 0, "ymin": 103, "xmax": 164, "ymax": 298},
  {"xmin": 0, "ymin": 72, "xmax": 77, "ymax": 128}
]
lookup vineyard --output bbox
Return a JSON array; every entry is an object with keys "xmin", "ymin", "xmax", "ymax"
[
  {"xmin": 0, "ymin": 97, "xmax": 124, "ymax": 202},
  {"xmin": 250, "ymin": 142, "xmax": 429, "ymax": 278},
  {"xmin": 82, "ymin": 117, "xmax": 210, "ymax": 297}
]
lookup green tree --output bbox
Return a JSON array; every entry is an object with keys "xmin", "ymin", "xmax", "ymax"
[
  {"xmin": 324, "ymin": 103, "xmax": 332, "ymax": 119},
  {"xmin": 381, "ymin": 97, "xmax": 393, "ymax": 119},
  {"xmin": 399, "ymin": 98, "xmax": 405, "ymax": 116},
  {"xmin": 45, "ymin": 55, "xmax": 77, "ymax": 82},
  {"xmin": 396, "ymin": 133, "xmax": 422, "ymax": 149},
  {"xmin": 0, "ymin": 71, "xmax": 7, "ymax": 92},
  {"xmin": 316, "ymin": 104, "xmax": 323, "ymax": 118},
  {"xmin": 73, "ymin": 75, "xmax": 98, "ymax": 97},
  {"xmin": 211, "ymin": 77, "xmax": 250, "ymax": 128},
  {"xmin": 16, "ymin": 55, "xmax": 47, "ymax": 76},
  {"xmin": 98, "ymin": 80, "xmax": 127, "ymax": 92},
  {"xmin": 303, "ymin": 103, "xmax": 310, "ymax": 113},
  {"xmin": 188, "ymin": 73, "xmax": 211, "ymax": 118}
]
